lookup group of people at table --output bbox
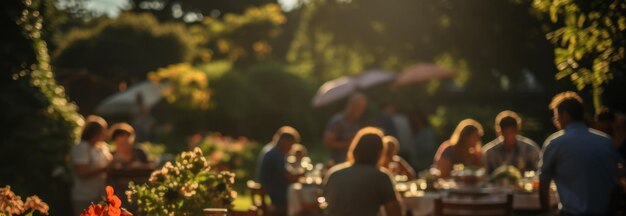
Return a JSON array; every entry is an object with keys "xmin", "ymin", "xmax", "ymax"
[
  {"xmin": 69, "ymin": 116, "xmax": 153, "ymax": 215},
  {"xmin": 258, "ymin": 91, "xmax": 626, "ymax": 216}
]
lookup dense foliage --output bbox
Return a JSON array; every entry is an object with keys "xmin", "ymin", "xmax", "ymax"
[
  {"xmin": 127, "ymin": 148, "xmax": 236, "ymax": 215},
  {"xmin": 0, "ymin": 0, "xmax": 82, "ymax": 215},
  {"xmin": 532, "ymin": 0, "xmax": 626, "ymax": 110},
  {"xmin": 53, "ymin": 13, "xmax": 195, "ymax": 84}
]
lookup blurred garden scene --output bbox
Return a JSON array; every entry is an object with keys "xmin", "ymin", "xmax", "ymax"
[{"xmin": 1, "ymin": 0, "xmax": 626, "ymax": 215}]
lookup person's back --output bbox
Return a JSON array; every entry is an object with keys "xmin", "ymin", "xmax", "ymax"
[
  {"xmin": 260, "ymin": 147, "xmax": 289, "ymax": 209},
  {"xmin": 541, "ymin": 123, "xmax": 618, "ymax": 214},
  {"xmin": 324, "ymin": 164, "xmax": 397, "ymax": 216}
]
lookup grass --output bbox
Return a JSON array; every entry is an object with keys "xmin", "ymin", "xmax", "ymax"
[{"xmin": 233, "ymin": 194, "xmax": 252, "ymax": 211}]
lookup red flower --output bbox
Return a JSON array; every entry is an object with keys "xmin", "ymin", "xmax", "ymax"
[
  {"xmin": 80, "ymin": 186, "xmax": 133, "ymax": 216},
  {"xmin": 106, "ymin": 186, "xmax": 122, "ymax": 209},
  {"xmin": 81, "ymin": 204, "xmax": 105, "ymax": 216},
  {"xmin": 105, "ymin": 186, "xmax": 122, "ymax": 216}
]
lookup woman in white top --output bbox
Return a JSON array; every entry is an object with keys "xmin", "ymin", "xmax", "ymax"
[{"xmin": 71, "ymin": 115, "xmax": 112, "ymax": 215}]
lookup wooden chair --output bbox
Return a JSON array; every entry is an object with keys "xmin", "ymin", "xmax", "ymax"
[
  {"xmin": 247, "ymin": 180, "xmax": 270, "ymax": 216},
  {"xmin": 434, "ymin": 193, "xmax": 513, "ymax": 216}
]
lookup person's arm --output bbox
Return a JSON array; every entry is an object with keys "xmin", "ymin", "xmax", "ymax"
[
  {"xmin": 323, "ymin": 131, "xmax": 350, "ymax": 150},
  {"xmin": 74, "ymin": 164, "xmax": 108, "ymax": 179},
  {"xmin": 529, "ymin": 145, "xmax": 542, "ymax": 171},
  {"xmin": 539, "ymin": 178, "xmax": 551, "ymax": 212},
  {"xmin": 384, "ymin": 200, "xmax": 403, "ymax": 216},
  {"xmin": 539, "ymin": 138, "xmax": 557, "ymax": 212},
  {"xmin": 398, "ymin": 158, "xmax": 416, "ymax": 180},
  {"xmin": 437, "ymin": 154, "xmax": 452, "ymax": 179}
]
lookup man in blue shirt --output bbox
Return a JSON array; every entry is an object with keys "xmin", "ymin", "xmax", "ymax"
[
  {"xmin": 540, "ymin": 91, "xmax": 619, "ymax": 215},
  {"xmin": 260, "ymin": 127, "xmax": 302, "ymax": 216}
]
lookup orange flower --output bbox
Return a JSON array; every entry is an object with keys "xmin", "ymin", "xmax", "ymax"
[
  {"xmin": 80, "ymin": 203, "xmax": 104, "ymax": 216},
  {"xmin": 106, "ymin": 186, "xmax": 122, "ymax": 209},
  {"xmin": 105, "ymin": 186, "xmax": 122, "ymax": 216},
  {"xmin": 24, "ymin": 195, "xmax": 49, "ymax": 215}
]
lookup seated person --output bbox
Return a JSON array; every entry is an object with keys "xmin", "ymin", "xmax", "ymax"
[
  {"xmin": 482, "ymin": 111, "xmax": 540, "ymax": 174},
  {"xmin": 324, "ymin": 127, "xmax": 402, "ymax": 216},
  {"xmin": 286, "ymin": 143, "xmax": 311, "ymax": 176},
  {"xmin": 260, "ymin": 126, "xmax": 303, "ymax": 216},
  {"xmin": 381, "ymin": 136, "xmax": 416, "ymax": 180},
  {"xmin": 436, "ymin": 119, "xmax": 485, "ymax": 179},
  {"xmin": 109, "ymin": 123, "xmax": 150, "ymax": 168}
]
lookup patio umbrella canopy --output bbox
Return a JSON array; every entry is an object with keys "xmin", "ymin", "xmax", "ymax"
[
  {"xmin": 311, "ymin": 70, "xmax": 395, "ymax": 107},
  {"xmin": 95, "ymin": 81, "xmax": 168, "ymax": 115},
  {"xmin": 393, "ymin": 63, "xmax": 456, "ymax": 87}
]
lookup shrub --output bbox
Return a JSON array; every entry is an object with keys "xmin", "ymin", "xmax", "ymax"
[{"xmin": 126, "ymin": 148, "xmax": 236, "ymax": 215}]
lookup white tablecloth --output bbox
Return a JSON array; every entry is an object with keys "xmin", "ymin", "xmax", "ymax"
[
  {"xmin": 402, "ymin": 191, "xmax": 559, "ymax": 216},
  {"xmin": 287, "ymin": 183, "xmax": 320, "ymax": 216}
]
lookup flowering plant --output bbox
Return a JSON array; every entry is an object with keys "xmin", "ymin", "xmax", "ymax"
[
  {"xmin": 0, "ymin": 185, "xmax": 49, "ymax": 216},
  {"xmin": 126, "ymin": 147, "xmax": 236, "ymax": 215},
  {"xmin": 80, "ymin": 186, "xmax": 132, "ymax": 216}
]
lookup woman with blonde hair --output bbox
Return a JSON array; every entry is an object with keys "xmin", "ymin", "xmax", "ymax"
[
  {"xmin": 436, "ymin": 119, "xmax": 485, "ymax": 178},
  {"xmin": 324, "ymin": 127, "xmax": 402, "ymax": 216},
  {"xmin": 381, "ymin": 136, "xmax": 416, "ymax": 180}
]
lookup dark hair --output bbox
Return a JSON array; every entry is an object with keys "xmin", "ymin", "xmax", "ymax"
[
  {"xmin": 499, "ymin": 117, "xmax": 519, "ymax": 131},
  {"xmin": 348, "ymin": 127, "xmax": 385, "ymax": 166},
  {"xmin": 272, "ymin": 126, "xmax": 301, "ymax": 144},
  {"xmin": 495, "ymin": 110, "xmax": 521, "ymax": 133},
  {"xmin": 450, "ymin": 119, "xmax": 483, "ymax": 146},
  {"xmin": 457, "ymin": 125, "xmax": 479, "ymax": 146},
  {"xmin": 277, "ymin": 133, "xmax": 296, "ymax": 144},
  {"xmin": 110, "ymin": 122, "xmax": 135, "ymax": 140},
  {"xmin": 549, "ymin": 91, "xmax": 584, "ymax": 121},
  {"xmin": 81, "ymin": 115, "xmax": 108, "ymax": 141}
]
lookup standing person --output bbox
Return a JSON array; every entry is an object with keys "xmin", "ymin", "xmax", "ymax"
[
  {"xmin": 374, "ymin": 102, "xmax": 413, "ymax": 163},
  {"xmin": 411, "ymin": 110, "xmax": 436, "ymax": 172},
  {"xmin": 482, "ymin": 111, "xmax": 541, "ymax": 174},
  {"xmin": 324, "ymin": 93, "xmax": 367, "ymax": 164},
  {"xmin": 324, "ymin": 127, "xmax": 402, "ymax": 216},
  {"xmin": 539, "ymin": 91, "xmax": 619, "ymax": 215},
  {"xmin": 436, "ymin": 119, "xmax": 485, "ymax": 178},
  {"xmin": 259, "ymin": 127, "xmax": 303, "ymax": 216},
  {"xmin": 132, "ymin": 93, "xmax": 156, "ymax": 143},
  {"xmin": 71, "ymin": 115, "xmax": 113, "ymax": 215}
]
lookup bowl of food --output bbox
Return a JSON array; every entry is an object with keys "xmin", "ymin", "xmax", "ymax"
[{"xmin": 451, "ymin": 164, "xmax": 485, "ymax": 187}]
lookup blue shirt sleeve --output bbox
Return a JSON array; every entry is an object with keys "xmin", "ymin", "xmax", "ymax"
[{"xmin": 539, "ymin": 139, "xmax": 558, "ymax": 182}]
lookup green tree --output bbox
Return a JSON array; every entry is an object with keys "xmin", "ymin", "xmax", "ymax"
[
  {"xmin": 190, "ymin": 3, "xmax": 287, "ymax": 66},
  {"xmin": 0, "ymin": 0, "xmax": 82, "ymax": 214},
  {"xmin": 52, "ymin": 13, "xmax": 195, "ymax": 113},
  {"xmin": 54, "ymin": 13, "xmax": 195, "ymax": 84},
  {"xmin": 532, "ymin": 0, "xmax": 626, "ymax": 110},
  {"xmin": 287, "ymin": 0, "xmax": 556, "ymax": 90}
]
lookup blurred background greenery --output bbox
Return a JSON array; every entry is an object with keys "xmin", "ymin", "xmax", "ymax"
[{"xmin": 2, "ymin": 0, "xmax": 625, "ymax": 214}]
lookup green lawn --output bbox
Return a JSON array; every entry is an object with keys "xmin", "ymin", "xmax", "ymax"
[{"xmin": 233, "ymin": 194, "xmax": 253, "ymax": 211}]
